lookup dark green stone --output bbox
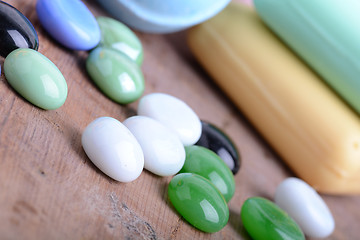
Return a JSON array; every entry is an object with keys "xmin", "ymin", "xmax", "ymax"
[
  {"xmin": 168, "ymin": 173, "xmax": 229, "ymax": 233},
  {"xmin": 180, "ymin": 145, "xmax": 235, "ymax": 202},
  {"xmin": 241, "ymin": 197, "xmax": 305, "ymax": 240}
]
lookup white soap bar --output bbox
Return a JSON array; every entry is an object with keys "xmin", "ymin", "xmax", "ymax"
[
  {"xmin": 137, "ymin": 93, "xmax": 202, "ymax": 146},
  {"xmin": 82, "ymin": 117, "xmax": 144, "ymax": 182},
  {"xmin": 123, "ymin": 116, "xmax": 185, "ymax": 176},
  {"xmin": 275, "ymin": 178, "xmax": 335, "ymax": 238}
]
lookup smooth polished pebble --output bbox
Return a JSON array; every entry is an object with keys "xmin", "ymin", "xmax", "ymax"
[
  {"xmin": 123, "ymin": 116, "xmax": 185, "ymax": 176},
  {"xmin": 196, "ymin": 121, "xmax": 240, "ymax": 174},
  {"xmin": 240, "ymin": 197, "xmax": 305, "ymax": 240},
  {"xmin": 180, "ymin": 145, "xmax": 235, "ymax": 202},
  {"xmin": 82, "ymin": 117, "xmax": 144, "ymax": 182},
  {"xmin": 97, "ymin": 16, "xmax": 143, "ymax": 66},
  {"xmin": 241, "ymin": 197, "xmax": 305, "ymax": 240},
  {"xmin": 86, "ymin": 47, "xmax": 144, "ymax": 104},
  {"xmin": 275, "ymin": 178, "xmax": 335, "ymax": 238},
  {"xmin": 137, "ymin": 93, "xmax": 201, "ymax": 146},
  {"xmin": 4, "ymin": 48, "xmax": 67, "ymax": 110},
  {"xmin": 168, "ymin": 173, "xmax": 229, "ymax": 233},
  {"xmin": 0, "ymin": 1, "xmax": 39, "ymax": 57},
  {"xmin": 36, "ymin": 0, "xmax": 100, "ymax": 50},
  {"xmin": 96, "ymin": 0, "xmax": 231, "ymax": 33}
]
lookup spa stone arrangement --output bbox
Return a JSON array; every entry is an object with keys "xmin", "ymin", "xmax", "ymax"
[{"xmin": 0, "ymin": 0, "xmax": 337, "ymax": 238}]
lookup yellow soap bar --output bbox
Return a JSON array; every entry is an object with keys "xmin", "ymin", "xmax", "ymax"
[{"xmin": 188, "ymin": 3, "xmax": 360, "ymax": 194}]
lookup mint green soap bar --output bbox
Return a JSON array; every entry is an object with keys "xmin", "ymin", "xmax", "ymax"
[
  {"xmin": 97, "ymin": 16, "xmax": 143, "ymax": 66},
  {"xmin": 168, "ymin": 173, "xmax": 229, "ymax": 233},
  {"xmin": 4, "ymin": 48, "xmax": 67, "ymax": 110},
  {"xmin": 241, "ymin": 197, "xmax": 304, "ymax": 240},
  {"xmin": 86, "ymin": 47, "xmax": 144, "ymax": 104},
  {"xmin": 180, "ymin": 145, "xmax": 235, "ymax": 202},
  {"xmin": 254, "ymin": 0, "xmax": 360, "ymax": 114}
]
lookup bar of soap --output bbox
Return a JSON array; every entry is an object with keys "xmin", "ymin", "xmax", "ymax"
[
  {"xmin": 253, "ymin": 0, "xmax": 360, "ymax": 114},
  {"xmin": 188, "ymin": 3, "xmax": 360, "ymax": 194}
]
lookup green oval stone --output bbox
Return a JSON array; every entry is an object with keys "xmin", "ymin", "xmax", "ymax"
[
  {"xmin": 241, "ymin": 197, "xmax": 305, "ymax": 240},
  {"xmin": 97, "ymin": 16, "xmax": 143, "ymax": 66},
  {"xmin": 180, "ymin": 145, "xmax": 235, "ymax": 202},
  {"xmin": 86, "ymin": 47, "xmax": 145, "ymax": 104},
  {"xmin": 4, "ymin": 48, "xmax": 67, "ymax": 110},
  {"xmin": 168, "ymin": 173, "xmax": 229, "ymax": 233}
]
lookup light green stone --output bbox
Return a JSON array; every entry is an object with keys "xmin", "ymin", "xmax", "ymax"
[
  {"xmin": 180, "ymin": 145, "xmax": 235, "ymax": 202},
  {"xmin": 241, "ymin": 197, "xmax": 305, "ymax": 240},
  {"xmin": 97, "ymin": 16, "xmax": 143, "ymax": 66},
  {"xmin": 168, "ymin": 173, "xmax": 229, "ymax": 233},
  {"xmin": 86, "ymin": 47, "xmax": 145, "ymax": 104},
  {"xmin": 4, "ymin": 48, "xmax": 67, "ymax": 110}
]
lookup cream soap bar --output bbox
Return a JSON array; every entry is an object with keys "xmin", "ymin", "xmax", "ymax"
[
  {"xmin": 188, "ymin": 3, "xmax": 360, "ymax": 194},
  {"xmin": 254, "ymin": 0, "xmax": 360, "ymax": 114}
]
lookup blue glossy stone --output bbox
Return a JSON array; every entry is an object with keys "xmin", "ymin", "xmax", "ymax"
[
  {"xmin": 0, "ymin": 1, "xmax": 39, "ymax": 57},
  {"xmin": 196, "ymin": 121, "xmax": 240, "ymax": 174},
  {"xmin": 36, "ymin": 0, "xmax": 100, "ymax": 51}
]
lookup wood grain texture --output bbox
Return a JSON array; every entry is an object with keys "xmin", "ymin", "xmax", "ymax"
[{"xmin": 0, "ymin": 0, "xmax": 359, "ymax": 239}]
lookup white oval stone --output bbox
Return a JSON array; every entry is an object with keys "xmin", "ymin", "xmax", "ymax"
[
  {"xmin": 81, "ymin": 117, "xmax": 144, "ymax": 182},
  {"xmin": 275, "ymin": 177, "xmax": 335, "ymax": 238},
  {"xmin": 123, "ymin": 116, "xmax": 186, "ymax": 176},
  {"xmin": 137, "ymin": 93, "xmax": 202, "ymax": 146}
]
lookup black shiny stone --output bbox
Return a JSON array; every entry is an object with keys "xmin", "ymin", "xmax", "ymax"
[
  {"xmin": 196, "ymin": 121, "xmax": 241, "ymax": 175},
  {"xmin": 0, "ymin": 1, "xmax": 39, "ymax": 57}
]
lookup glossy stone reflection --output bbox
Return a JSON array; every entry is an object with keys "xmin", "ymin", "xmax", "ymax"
[
  {"xmin": 241, "ymin": 197, "xmax": 305, "ymax": 240},
  {"xmin": 180, "ymin": 145, "xmax": 235, "ymax": 202},
  {"xmin": 86, "ymin": 47, "xmax": 144, "ymax": 104},
  {"xmin": 4, "ymin": 48, "xmax": 67, "ymax": 110},
  {"xmin": 196, "ymin": 121, "xmax": 240, "ymax": 174},
  {"xmin": 0, "ymin": 1, "xmax": 39, "ymax": 57},
  {"xmin": 97, "ymin": 16, "xmax": 144, "ymax": 66},
  {"xmin": 168, "ymin": 173, "xmax": 229, "ymax": 233}
]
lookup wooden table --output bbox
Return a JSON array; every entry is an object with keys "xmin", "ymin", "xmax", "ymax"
[{"xmin": 0, "ymin": 0, "xmax": 359, "ymax": 239}]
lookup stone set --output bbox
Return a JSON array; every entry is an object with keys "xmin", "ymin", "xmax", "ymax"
[
  {"xmin": 241, "ymin": 177, "xmax": 335, "ymax": 239},
  {"xmin": 1, "ymin": 0, "xmax": 145, "ymax": 109},
  {"xmin": 81, "ymin": 92, "xmax": 236, "ymax": 232},
  {"xmin": 0, "ymin": 0, "xmax": 335, "ymax": 238},
  {"xmin": 1, "ymin": 0, "xmax": 66, "ymax": 110}
]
